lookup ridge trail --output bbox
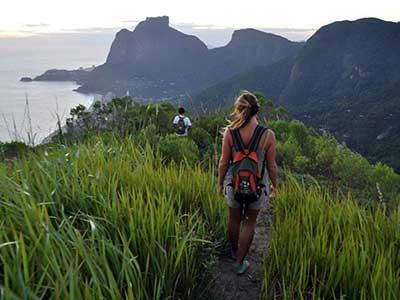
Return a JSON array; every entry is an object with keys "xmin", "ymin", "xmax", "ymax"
[{"xmin": 209, "ymin": 207, "xmax": 272, "ymax": 299}]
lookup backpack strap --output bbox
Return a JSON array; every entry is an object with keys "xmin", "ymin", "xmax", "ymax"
[
  {"xmin": 230, "ymin": 128, "xmax": 245, "ymax": 153},
  {"xmin": 231, "ymin": 125, "xmax": 267, "ymax": 153},
  {"xmin": 259, "ymin": 128, "xmax": 270, "ymax": 183},
  {"xmin": 248, "ymin": 125, "xmax": 267, "ymax": 152}
]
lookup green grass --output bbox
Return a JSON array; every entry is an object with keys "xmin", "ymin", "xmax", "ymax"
[
  {"xmin": 2, "ymin": 132, "xmax": 400, "ymax": 299},
  {"xmin": 0, "ymin": 136, "xmax": 226, "ymax": 299},
  {"xmin": 262, "ymin": 177, "xmax": 400, "ymax": 300}
]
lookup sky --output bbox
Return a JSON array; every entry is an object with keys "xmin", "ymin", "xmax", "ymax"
[{"xmin": 1, "ymin": 0, "xmax": 399, "ymax": 34}]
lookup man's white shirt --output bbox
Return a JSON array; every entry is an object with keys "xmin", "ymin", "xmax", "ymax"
[{"xmin": 173, "ymin": 114, "xmax": 192, "ymax": 136}]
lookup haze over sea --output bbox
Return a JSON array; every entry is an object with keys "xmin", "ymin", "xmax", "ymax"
[{"xmin": 0, "ymin": 34, "xmax": 111, "ymax": 143}]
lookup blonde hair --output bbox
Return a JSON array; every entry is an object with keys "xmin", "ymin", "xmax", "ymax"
[{"xmin": 227, "ymin": 90, "xmax": 260, "ymax": 129}]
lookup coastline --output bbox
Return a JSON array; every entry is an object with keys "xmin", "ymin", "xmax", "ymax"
[
  {"xmin": 40, "ymin": 92, "xmax": 109, "ymax": 145},
  {"xmin": 0, "ymin": 78, "xmax": 100, "ymax": 144}
]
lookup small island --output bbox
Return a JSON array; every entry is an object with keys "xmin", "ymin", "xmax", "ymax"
[{"xmin": 20, "ymin": 77, "xmax": 33, "ymax": 82}]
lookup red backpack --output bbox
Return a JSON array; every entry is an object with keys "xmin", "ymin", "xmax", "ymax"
[{"xmin": 230, "ymin": 125, "xmax": 267, "ymax": 208}]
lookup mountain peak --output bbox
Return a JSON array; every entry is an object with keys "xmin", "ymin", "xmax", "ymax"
[
  {"xmin": 135, "ymin": 16, "xmax": 170, "ymax": 31},
  {"xmin": 145, "ymin": 16, "xmax": 169, "ymax": 26},
  {"xmin": 228, "ymin": 28, "xmax": 290, "ymax": 47}
]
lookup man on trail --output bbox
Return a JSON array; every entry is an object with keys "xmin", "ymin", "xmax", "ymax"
[{"xmin": 173, "ymin": 107, "xmax": 192, "ymax": 137}]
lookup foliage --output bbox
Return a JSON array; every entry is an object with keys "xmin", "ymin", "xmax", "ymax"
[
  {"xmin": 262, "ymin": 176, "xmax": 400, "ymax": 299},
  {"xmin": 0, "ymin": 141, "xmax": 31, "ymax": 159},
  {"xmin": 270, "ymin": 120, "xmax": 400, "ymax": 201},
  {"xmin": 138, "ymin": 124, "xmax": 160, "ymax": 147},
  {"xmin": 293, "ymin": 155, "xmax": 310, "ymax": 173},
  {"xmin": 0, "ymin": 136, "xmax": 225, "ymax": 299},
  {"xmin": 28, "ymin": 93, "xmax": 400, "ymax": 204},
  {"xmin": 1, "ymin": 91, "xmax": 400, "ymax": 298},
  {"xmin": 190, "ymin": 127, "xmax": 215, "ymax": 160},
  {"xmin": 65, "ymin": 98, "xmax": 177, "ymax": 139},
  {"xmin": 275, "ymin": 137, "xmax": 302, "ymax": 168},
  {"xmin": 159, "ymin": 134, "xmax": 199, "ymax": 165}
]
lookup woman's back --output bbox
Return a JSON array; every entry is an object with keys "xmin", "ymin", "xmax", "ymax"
[
  {"xmin": 229, "ymin": 122, "xmax": 269, "ymax": 152},
  {"xmin": 237, "ymin": 123, "xmax": 258, "ymax": 147}
]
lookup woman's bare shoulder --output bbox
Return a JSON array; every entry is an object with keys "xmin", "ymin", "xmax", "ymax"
[
  {"xmin": 262, "ymin": 128, "xmax": 276, "ymax": 150},
  {"xmin": 266, "ymin": 129, "xmax": 276, "ymax": 139},
  {"xmin": 222, "ymin": 127, "xmax": 233, "ymax": 144},
  {"xmin": 223, "ymin": 127, "xmax": 231, "ymax": 137}
]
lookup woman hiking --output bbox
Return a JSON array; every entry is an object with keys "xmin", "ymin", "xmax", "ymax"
[{"xmin": 218, "ymin": 91, "xmax": 278, "ymax": 275}]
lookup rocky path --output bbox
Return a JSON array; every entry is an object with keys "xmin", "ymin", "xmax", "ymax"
[{"xmin": 209, "ymin": 207, "xmax": 272, "ymax": 300}]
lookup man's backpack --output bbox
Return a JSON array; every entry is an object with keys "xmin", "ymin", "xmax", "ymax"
[
  {"xmin": 230, "ymin": 125, "xmax": 267, "ymax": 211},
  {"xmin": 176, "ymin": 116, "xmax": 187, "ymax": 135}
]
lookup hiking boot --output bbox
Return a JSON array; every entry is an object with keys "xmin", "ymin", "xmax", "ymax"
[{"xmin": 234, "ymin": 260, "xmax": 250, "ymax": 275}]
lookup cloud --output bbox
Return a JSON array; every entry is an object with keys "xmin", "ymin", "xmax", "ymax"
[
  {"xmin": 1, "ymin": 20, "xmax": 315, "ymax": 44},
  {"xmin": 58, "ymin": 27, "xmax": 120, "ymax": 34},
  {"xmin": 174, "ymin": 22, "xmax": 228, "ymax": 30},
  {"xmin": 121, "ymin": 19, "xmax": 140, "ymax": 24},
  {"xmin": 191, "ymin": 25, "xmax": 228, "ymax": 30},
  {"xmin": 24, "ymin": 23, "xmax": 49, "ymax": 28}
]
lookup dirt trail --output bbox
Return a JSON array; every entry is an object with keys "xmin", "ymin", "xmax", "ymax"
[{"xmin": 209, "ymin": 208, "xmax": 272, "ymax": 300}]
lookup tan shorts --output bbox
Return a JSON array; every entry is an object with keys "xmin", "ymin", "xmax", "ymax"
[{"xmin": 223, "ymin": 185, "xmax": 269, "ymax": 210}]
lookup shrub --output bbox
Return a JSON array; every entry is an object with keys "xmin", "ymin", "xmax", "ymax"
[
  {"xmin": 138, "ymin": 124, "xmax": 160, "ymax": 147},
  {"xmin": 314, "ymin": 133, "xmax": 338, "ymax": 178},
  {"xmin": 333, "ymin": 148, "xmax": 370, "ymax": 191},
  {"xmin": 276, "ymin": 137, "xmax": 301, "ymax": 168},
  {"xmin": 0, "ymin": 141, "xmax": 31, "ymax": 159},
  {"xmin": 293, "ymin": 155, "xmax": 310, "ymax": 173},
  {"xmin": 289, "ymin": 120, "xmax": 309, "ymax": 149},
  {"xmin": 190, "ymin": 127, "xmax": 213, "ymax": 150},
  {"xmin": 368, "ymin": 162, "xmax": 400, "ymax": 199},
  {"xmin": 268, "ymin": 120, "xmax": 290, "ymax": 142},
  {"xmin": 159, "ymin": 134, "xmax": 199, "ymax": 164}
]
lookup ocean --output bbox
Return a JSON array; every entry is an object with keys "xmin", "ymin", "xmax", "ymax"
[{"xmin": 0, "ymin": 34, "xmax": 112, "ymax": 143}]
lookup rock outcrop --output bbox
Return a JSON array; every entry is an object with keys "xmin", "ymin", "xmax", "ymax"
[
  {"xmin": 33, "ymin": 68, "xmax": 92, "ymax": 84},
  {"xmin": 20, "ymin": 77, "xmax": 33, "ymax": 82}
]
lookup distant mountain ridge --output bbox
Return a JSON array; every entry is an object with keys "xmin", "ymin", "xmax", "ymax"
[
  {"xmin": 195, "ymin": 18, "xmax": 400, "ymax": 170},
  {"xmin": 32, "ymin": 16, "xmax": 303, "ymax": 101}
]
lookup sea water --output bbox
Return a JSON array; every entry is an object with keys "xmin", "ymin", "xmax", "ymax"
[{"xmin": 0, "ymin": 34, "xmax": 111, "ymax": 143}]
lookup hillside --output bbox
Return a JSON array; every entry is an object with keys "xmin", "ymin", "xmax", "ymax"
[
  {"xmin": 1, "ymin": 96, "xmax": 400, "ymax": 299},
  {"xmin": 194, "ymin": 18, "xmax": 400, "ymax": 171},
  {"xmin": 194, "ymin": 57, "xmax": 295, "ymax": 112}
]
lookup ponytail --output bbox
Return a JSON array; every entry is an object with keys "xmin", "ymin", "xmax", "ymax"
[{"xmin": 227, "ymin": 91, "xmax": 260, "ymax": 130}]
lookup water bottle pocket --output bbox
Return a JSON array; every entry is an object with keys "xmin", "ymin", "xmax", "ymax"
[{"xmin": 224, "ymin": 184, "xmax": 235, "ymax": 199}]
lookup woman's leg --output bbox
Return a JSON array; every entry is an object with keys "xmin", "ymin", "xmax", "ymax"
[
  {"xmin": 228, "ymin": 208, "xmax": 242, "ymax": 258},
  {"xmin": 237, "ymin": 209, "xmax": 260, "ymax": 263}
]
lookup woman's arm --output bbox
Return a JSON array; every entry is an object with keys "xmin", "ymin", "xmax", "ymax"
[
  {"xmin": 218, "ymin": 129, "xmax": 232, "ymax": 195},
  {"xmin": 265, "ymin": 130, "xmax": 278, "ymax": 197}
]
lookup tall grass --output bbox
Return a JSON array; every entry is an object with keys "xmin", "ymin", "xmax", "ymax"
[
  {"xmin": 262, "ymin": 177, "xmax": 400, "ymax": 299},
  {"xmin": 0, "ymin": 136, "xmax": 226, "ymax": 299}
]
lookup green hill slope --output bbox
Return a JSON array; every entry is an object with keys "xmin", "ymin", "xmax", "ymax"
[{"xmin": 1, "ymin": 97, "xmax": 399, "ymax": 298}]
